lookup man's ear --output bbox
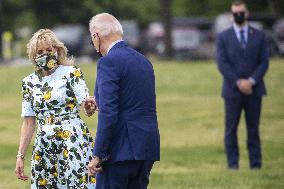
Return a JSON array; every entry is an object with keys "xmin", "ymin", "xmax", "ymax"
[{"xmin": 245, "ymin": 11, "xmax": 249, "ymax": 19}]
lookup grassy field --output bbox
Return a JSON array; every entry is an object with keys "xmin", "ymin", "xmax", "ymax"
[{"xmin": 0, "ymin": 59, "xmax": 283, "ymax": 189}]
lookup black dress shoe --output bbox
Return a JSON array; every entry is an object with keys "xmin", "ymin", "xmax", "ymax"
[
  {"xmin": 250, "ymin": 166, "xmax": 261, "ymax": 170},
  {"xmin": 228, "ymin": 165, "xmax": 239, "ymax": 170}
]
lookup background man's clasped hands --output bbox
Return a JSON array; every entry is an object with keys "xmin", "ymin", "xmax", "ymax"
[{"xmin": 237, "ymin": 79, "xmax": 253, "ymax": 95}]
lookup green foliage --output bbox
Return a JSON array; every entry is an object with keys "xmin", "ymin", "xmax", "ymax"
[
  {"xmin": 0, "ymin": 0, "xmax": 160, "ymax": 30},
  {"xmin": 0, "ymin": 59, "xmax": 283, "ymax": 188},
  {"xmin": 172, "ymin": 0, "xmax": 284, "ymax": 17},
  {"xmin": 2, "ymin": 0, "xmax": 283, "ymax": 31}
]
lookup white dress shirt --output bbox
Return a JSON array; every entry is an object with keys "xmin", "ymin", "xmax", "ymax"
[
  {"xmin": 233, "ymin": 24, "xmax": 256, "ymax": 85},
  {"xmin": 233, "ymin": 23, "xmax": 248, "ymax": 43},
  {"xmin": 107, "ymin": 40, "xmax": 124, "ymax": 54}
]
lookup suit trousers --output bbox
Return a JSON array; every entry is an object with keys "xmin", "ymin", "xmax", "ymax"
[
  {"xmin": 224, "ymin": 95, "xmax": 262, "ymax": 169},
  {"xmin": 95, "ymin": 160, "xmax": 154, "ymax": 189}
]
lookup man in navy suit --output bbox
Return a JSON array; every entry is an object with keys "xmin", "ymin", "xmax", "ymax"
[
  {"xmin": 216, "ymin": 1, "xmax": 269, "ymax": 170},
  {"xmin": 86, "ymin": 13, "xmax": 160, "ymax": 189}
]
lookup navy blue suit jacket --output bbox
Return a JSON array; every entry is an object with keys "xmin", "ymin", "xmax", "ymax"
[
  {"xmin": 216, "ymin": 26, "xmax": 269, "ymax": 98},
  {"xmin": 93, "ymin": 41, "xmax": 160, "ymax": 164}
]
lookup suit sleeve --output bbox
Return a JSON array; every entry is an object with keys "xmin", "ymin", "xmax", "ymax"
[
  {"xmin": 93, "ymin": 58, "xmax": 120, "ymax": 159},
  {"xmin": 216, "ymin": 34, "xmax": 239, "ymax": 87},
  {"xmin": 250, "ymin": 32, "xmax": 269, "ymax": 84}
]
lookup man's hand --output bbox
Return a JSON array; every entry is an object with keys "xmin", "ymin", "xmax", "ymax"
[
  {"xmin": 87, "ymin": 156, "xmax": 103, "ymax": 176},
  {"xmin": 84, "ymin": 96, "xmax": 97, "ymax": 117},
  {"xmin": 237, "ymin": 79, "xmax": 253, "ymax": 95}
]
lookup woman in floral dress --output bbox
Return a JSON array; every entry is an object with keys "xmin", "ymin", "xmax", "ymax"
[{"xmin": 15, "ymin": 29, "xmax": 97, "ymax": 188}]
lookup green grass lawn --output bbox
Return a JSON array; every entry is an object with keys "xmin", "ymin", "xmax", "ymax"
[{"xmin": 0, "ymin": 59, "xmax": 283, "ymax": 189}]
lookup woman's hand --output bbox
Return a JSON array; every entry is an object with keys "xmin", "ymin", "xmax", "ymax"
[
  {"xmin": 16, "ymin": 116, "xmax": 35, "ymax": 181},
  {"xmin": 15, "ymin": 158, "xmax": 29, "ymax": 181}
]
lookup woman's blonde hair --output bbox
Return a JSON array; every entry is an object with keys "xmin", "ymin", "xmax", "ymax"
[{"xmin": 27, "ymin": 29, "xmax": 73, "ymax": 69}]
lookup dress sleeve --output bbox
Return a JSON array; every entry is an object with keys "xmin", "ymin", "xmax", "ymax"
[
  {"xmin": 68, "ymin": 66, "xmax": 89, "ymax": 105},
  {"xmin": 21, "ymin": 79, "xmax": 35, "ymax": 117}
]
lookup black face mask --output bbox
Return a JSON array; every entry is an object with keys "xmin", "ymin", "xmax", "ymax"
[
  {"xmin": 97, "ymin": 48, "xmax": 103, "ymax": 58},
  {"xmin": 233, "ymin": 12, "xmax": 246, "ymax": 25},
  {"xmin": 90, "ymin": 33, "xmax": 103, "ymax": 57}
]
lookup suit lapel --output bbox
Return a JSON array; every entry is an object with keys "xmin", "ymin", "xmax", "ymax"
[
  {"xmin": 229, "ymin": 27, "xmax": 243, "ymax": 50},
  {"xmin": 246, "ymin": 26, "xmax": 255, "ymax": 50}
]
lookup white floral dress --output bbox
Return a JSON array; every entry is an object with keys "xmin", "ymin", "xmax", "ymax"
[{"xmin": 21, "ymin": 65, "xmax": 96, "ymax": 189}]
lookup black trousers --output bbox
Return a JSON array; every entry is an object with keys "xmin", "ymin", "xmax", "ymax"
[
  {"xmin": 224, "ymin": 95, "xmax": 262, "ymax": 169},
  {"xmin": 96, "ymin": 160, "xmax": 155, "ymax": 189}
]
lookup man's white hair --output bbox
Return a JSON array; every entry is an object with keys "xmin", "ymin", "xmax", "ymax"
[{"xmin": 89, "ymin": 13, "xmax": 123, "ymax": 37}]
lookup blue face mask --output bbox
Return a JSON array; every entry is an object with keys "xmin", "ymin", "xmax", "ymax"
[{"xmin": 34, "ymin": 52, "xmax": 58, "ymax": 71}]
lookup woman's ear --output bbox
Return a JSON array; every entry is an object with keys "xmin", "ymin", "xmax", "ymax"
[{"xmin": 53, "ymin": 46, "xmax": 59, "ymax": 52}]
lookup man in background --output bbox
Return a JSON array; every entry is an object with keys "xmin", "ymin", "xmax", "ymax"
[{"xmin": 216, "ymin": 1, "xmax": 269, "ymax": 170}]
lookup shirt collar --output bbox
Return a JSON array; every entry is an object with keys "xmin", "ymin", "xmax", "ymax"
[
  {"xmin": 107, "ymin": 39, "xmax": 124, "ymax": 54},
  {"xmin": 233, "ymin": 23, "xmax": 248, "ymax": 33}
]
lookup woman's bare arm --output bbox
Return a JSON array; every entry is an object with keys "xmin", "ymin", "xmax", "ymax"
[
  {"xmin": 18, "ymin": 116, "xmax": 36, "ymax": 155},
  {"xmin": 15, "ymin": 116, "xmax": 36, "ymax": 180}
]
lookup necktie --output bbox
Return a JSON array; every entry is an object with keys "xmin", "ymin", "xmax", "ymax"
[{"xmin": 240, "ymin": 29, "xmax": 246, "ymax": 48}]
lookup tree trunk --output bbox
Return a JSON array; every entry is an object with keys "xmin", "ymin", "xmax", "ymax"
[
  {"xmin": 268, "ymin": 0, "xmax": 280, "ymax": 16},
  {"xmin": 160, "ymin": 0, "xmax": 173, "ymax": 58}
]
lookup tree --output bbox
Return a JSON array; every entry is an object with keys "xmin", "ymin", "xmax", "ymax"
[
  {"xmin": 160, "ymin": 0, "xmax": 173, "ymax": 58},
  {"xmin": 267, "ymin": 0, "xmax": 281, "ymax": 16}
]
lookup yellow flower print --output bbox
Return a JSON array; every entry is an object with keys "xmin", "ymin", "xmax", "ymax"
[
  {"xmin": 80, "ymin": 175, "xmax": 86, "ymax": 183},
  {"xmin": 34, "ymin": 152, "xmax": 41, "ymax": 161},
  {"xmin": 23, "ymin": 89, "xmax": 30, "ymax": 95},
  {"xmin": 83, "ymin": 128, "xmax": 87, "ymax": 136},
  {"xmin": 55, "ymin": 131, "xmax": 63, "ymax": 138},
  {"xmin": 90, "ymin": 177, "xmax": 96, "ymax": 183},
  {"xmin": 47, "ymin": 59, "xmax": 56, "ymax": 69},
  {"xmin": 73, "ymin": 69, "xmax": 81, "ymax": 77},
  {"xmin": 38, "ymin": 178, "xmax": 48, "ymax": 186},
  {"xmin": 63, "ymin": 149, "xmax": 69, "ymax": 158},
  {"xmin": 53, "ymin": 171, "xmax": 58, "ymax": 177},
  {"xmin": 43, "ymin": 91, "xmax": 51, "ymax": 101},
  {"xmin": 46, "ymin": 116, "xmax": 55, "ymax": 124},
  {"xmin": 66, "ymin": 102, "xmax": 75, "ymax": 110},
  {"xmin": 62, "ymin": 130, "xmax": 71, "ymax": 139}
]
